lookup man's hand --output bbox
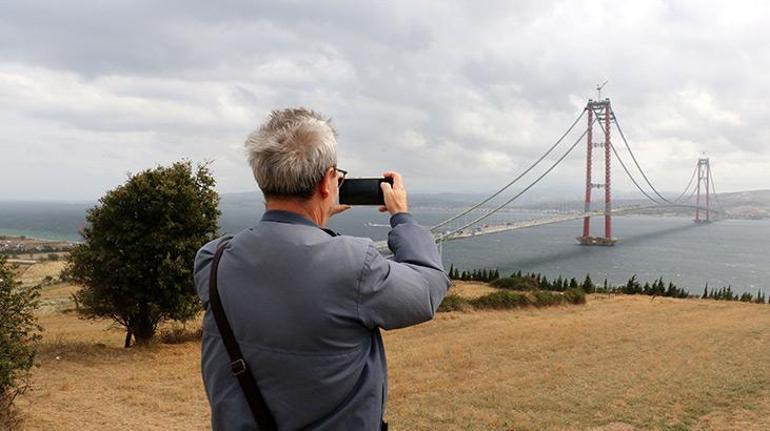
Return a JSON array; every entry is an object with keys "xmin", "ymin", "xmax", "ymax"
[
  {"xmin": 379, "ymin": 171, "xmax": 408, "ymax": 215},
  {"xmin": 331, "ymin": 204, "xmax": 351, "ymax": 217}
]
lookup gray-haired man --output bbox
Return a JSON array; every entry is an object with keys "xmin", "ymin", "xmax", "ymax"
[{"xmin": 194, "ymin": 108, "xmax": 450, "ymax": 430}]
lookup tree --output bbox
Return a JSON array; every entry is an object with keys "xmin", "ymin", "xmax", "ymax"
[
  {"xmin": 65, "ymin": 161, "xmax": 220, "ymax": 347},
  {"xmin": 623, "ymin": 275, "xmax": 641, "ymax": 295},
  {"xmin": 555, "ymin": 276, "xmax": 564, "ymax": 292},
  {"xmin": 582, "ymin": 274, "xmax": 595, "ymax": 294},
  {"xmin": 1, "ymin": 256, "xmax": 42, "ymax": 425},
  {"xmin": 539, "ymin": 275, "xmax": 550, "ymax": 290},
  {"xmin": 702, "ymin": 285, "xmax": 709, "ymax": 299}
]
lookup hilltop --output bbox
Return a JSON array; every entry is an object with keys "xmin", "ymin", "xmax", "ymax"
[{"xmin": 11, "ymin": 261, "xmax": 770, "ymax": 430}]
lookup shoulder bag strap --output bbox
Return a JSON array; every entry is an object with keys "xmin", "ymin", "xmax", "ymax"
[{"xmin": 209, "ymin": 239, "xmax": 278, "ymax": 431}]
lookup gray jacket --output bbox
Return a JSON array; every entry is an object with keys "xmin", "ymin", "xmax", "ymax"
[{"xmin": 194, "ymin": 210, "xmax": 450, "ymax": 430}]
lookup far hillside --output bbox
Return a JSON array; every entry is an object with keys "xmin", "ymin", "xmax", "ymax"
[{"xmin": 716, "ymin": 189, "xmax": 770, "ymax": 219}]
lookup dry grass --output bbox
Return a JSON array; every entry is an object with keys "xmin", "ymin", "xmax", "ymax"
[
  {"xmin": 18, "ymin": 260, "xmax": 66, "ymax": 287},
  {"xmin": 13, "ymin": 273, "xmax": 770, "ymax": 430},
  {"xmin": 449, "ymin": 280, "xmax": 500, "ymax": 298},
  {"xmin": 16, "ymin": 313, "xmax": 210, "ymax": 431},
  {"xmin": 384, "ymin": 294, "xmax": 770, "ymax": 430},
  {"xmin": 39, "ymin": 283, "xmax": 80, "ymax": 303}
]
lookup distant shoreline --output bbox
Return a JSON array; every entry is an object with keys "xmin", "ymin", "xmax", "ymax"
[{"xmin": 0, "ymin": 231, "xmax": 81, "ymax": 243}]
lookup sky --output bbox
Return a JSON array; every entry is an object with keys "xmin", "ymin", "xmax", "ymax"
[{"xmin": 1, "ymin": 0, "xmax": 769, "ymax": 201}]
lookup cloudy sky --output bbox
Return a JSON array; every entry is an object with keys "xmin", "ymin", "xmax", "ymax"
[{"xmin": 1, "ymin": 0, "xmax": 768, "ymax": 201}]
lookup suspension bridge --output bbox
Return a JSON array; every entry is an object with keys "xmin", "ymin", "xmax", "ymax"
[{"xmin": 375, "ymin": 97, "xmax": 724, "ymax": 253}]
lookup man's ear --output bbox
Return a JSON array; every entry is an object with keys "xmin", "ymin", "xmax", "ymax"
[{"xmin": 318, "ymin": 167, "xmax": 335, "ymax": 199}]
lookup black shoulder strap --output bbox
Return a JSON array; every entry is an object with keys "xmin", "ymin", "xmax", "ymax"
[{"xmin": 209, "ymin": 239, "xmax": 278, "ymax": 431}]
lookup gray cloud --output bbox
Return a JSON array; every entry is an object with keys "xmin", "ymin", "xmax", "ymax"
[{"xmin": 0, "ymin": 0, "xmax": 768, "ymax": 201}]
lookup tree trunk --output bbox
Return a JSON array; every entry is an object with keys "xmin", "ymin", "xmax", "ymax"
[
  {"xmin": 130, "ymin": 308, "xmax": 156, "ymax": 346},
  {"xmin": 124, "ymin": 329, "xmax": 133, "ymax": 348}
]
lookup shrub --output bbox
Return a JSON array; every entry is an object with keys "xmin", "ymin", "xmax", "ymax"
[
  {"xmin": 0, "ymin": 256, "xmax": 42, "ymax": 427},
  {"xmin": 531, "ymin": 290, "xmax": 563, "ymax": 307},
  {"xmin": 490, "ymin": 275, "xmax": 540, "ymax": 291},
  {"xmin": 64, "ymin": 161, "xmax": 220, "ymax": 347},
  {"xmin": 159, "ymin": 325, "xmax": 204, "ymax": 344},
  {"xmin": 437, "ymin": 294, "xmax": 472, "ymax": 312},
  {"xmin": 471, "ymin": 291, "xmax": 532, "ymax": 310},
  {"xmin": 437, "ymin": 288, "xmax": 587, "ymax": 312},
  {"xmin": 563, "ymin": 288, "xmax": 587, "ymax": 304}
]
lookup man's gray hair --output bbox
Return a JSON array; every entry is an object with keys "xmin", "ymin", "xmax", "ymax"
[{"xmin": 245, "ymin": 108, "xmax": 337, "ymax": 199}]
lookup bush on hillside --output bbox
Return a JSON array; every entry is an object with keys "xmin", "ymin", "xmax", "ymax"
[
  {"xmin": 0, "ymin": 256, "xmax": 42, "ymax": 428},
  {"xmin": 490, "ymin": 275, "xmax": 540, "ymax": 291},
  {"xmin": 437, "ymin": 294, "xmax": 473, "ymax": 312},
  {"xmin": 438, "ymin": 288, "xmax": 587, "ymax": 312},
  {"xmin": 470, "ymin": 291, "xmax": 532, "ymax": 309},
  {"xmin": 563, "ymin": 288, "xmax": 587, "ymax": 304}
]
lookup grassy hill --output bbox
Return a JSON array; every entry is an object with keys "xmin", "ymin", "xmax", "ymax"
[{"xmin": 13, "ymin": 265, "xmax": 770, "ymax": 430}]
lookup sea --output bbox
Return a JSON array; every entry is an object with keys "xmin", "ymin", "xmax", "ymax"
[{"xmin": 2, "ymin": 197, "xmax": 769, "ymax": 297}]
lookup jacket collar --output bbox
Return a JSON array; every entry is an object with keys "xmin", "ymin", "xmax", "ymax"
[
  {"xmin": 261, "ymin": 209, "xmax": 318, "ymax": 227},
  {"xmin": 260, "ymin": 209, "xmax": 340, "ymax": 237}
]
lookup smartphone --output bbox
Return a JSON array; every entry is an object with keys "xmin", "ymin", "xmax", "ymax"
[{"xmin": 339, "ymin": 177, "xmax": 394, "ymax": 206}]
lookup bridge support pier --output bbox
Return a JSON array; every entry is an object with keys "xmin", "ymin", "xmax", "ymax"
[
  {"xmin": 578, "ymin": 98, "xmax": 617, "ymax": 246},
  {"xmin": 695, "ymin": 158, "xmax": 712, "ymax": 223}
]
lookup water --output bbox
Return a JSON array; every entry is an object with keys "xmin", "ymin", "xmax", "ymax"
[{"xmin": 2, "ymin": 199, "xmax": 769, "ymax": 296}]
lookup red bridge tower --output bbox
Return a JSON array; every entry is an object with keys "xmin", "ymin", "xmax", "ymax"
[{"xmin": 578, "ymin": 98, "xmax": 617, "ymax": 246}]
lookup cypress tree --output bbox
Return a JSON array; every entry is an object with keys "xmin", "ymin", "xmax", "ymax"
[
  {"xmin": 582, "ymin": 274, "xmax": 595, "ymax": 294},
  {"xmin": 643, "ymin": 282, "xmax": 652, "ymax": 295},
  {"xmin": 448, "ymin": 264, "xmax": 455, "ymax": 280},
  {"xmin": 702, "ymin": 285, "xmax": 708, "ymax": 299},
  {"xmin": 540, "ymin": 275, "xmax": 550, "ymax": 290}
]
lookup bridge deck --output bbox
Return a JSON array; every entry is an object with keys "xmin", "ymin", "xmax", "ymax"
[{"xmin": 372, "ymin": 202, "xmax": 725, "ymax": 253}]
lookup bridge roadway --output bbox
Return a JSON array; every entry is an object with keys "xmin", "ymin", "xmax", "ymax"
[{"xmin": 373, "ymin": 203, "xmax": 719, "ymax": 254}]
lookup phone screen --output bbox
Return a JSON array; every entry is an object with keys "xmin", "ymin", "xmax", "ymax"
[{"xmin": 339, "ymin": 178, "xmax": 393, "ymax": 205}]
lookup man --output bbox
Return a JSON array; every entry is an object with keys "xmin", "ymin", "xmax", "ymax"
[{"xmin": 194, "ymin": 108, "xmax": 450, "ymax": 430}]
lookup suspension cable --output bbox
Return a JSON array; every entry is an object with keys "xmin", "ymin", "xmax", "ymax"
[
  {"xmin": 430, "ymin": 108, "xmax": 587, "ymax": 231},
  {"xmin": 609, "ymin": 142, "xmax": 663, "ymax": 205},
  {"xmin": 439, "ymin": 122, "xmax": 591, "ymax": 239},
  {"xmin": 708, "ymin": 163, "xmax": 724, "ymax": 211},
  {"xmin": 613, "ymin": 113, "xmax": 674, "ymax": 204},
  {"xmin": 680, "ymin": 181, "xmax": 698, "ymax": 204},
  {"xmin": 673, "ymin": 162, "xmax": 698, "ymax": 203}
]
